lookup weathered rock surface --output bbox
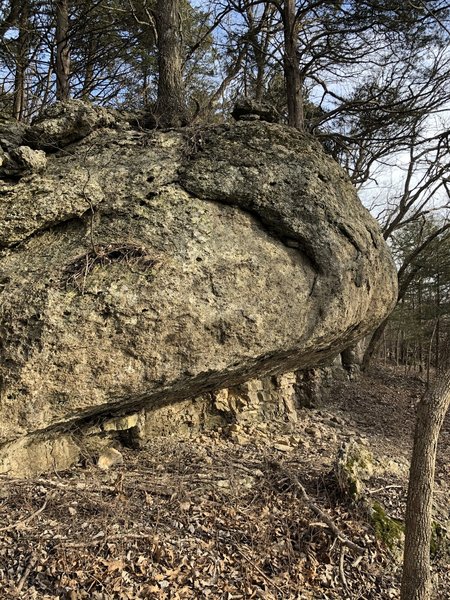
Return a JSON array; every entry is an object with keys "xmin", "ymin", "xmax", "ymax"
[
  {"xmin": 0, "ymin": 115, "xmax": 46, "ymax": 178},
  {"xmin": 25, "ymin": 100, "xmax": 121, "ymax": 150},
  {"xmin": 0, "ymin": 102, "xmax": 397, "ymax": 476},
  {"xmin": 0, "ymin": 145, "xmax": 47, "ymax": 177},
  {"xmin": 0, "ymin": 114, "xmax": 29, "ymax": 151},
  {"xmin": 231, "ymin": 98, "xmax": 281, "ymax": 123}
]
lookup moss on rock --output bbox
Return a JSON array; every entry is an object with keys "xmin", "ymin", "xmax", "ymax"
[
  {"xmin": 334, "ymin": 441, "xmax": 374, "ymax": 500},
  {"xmin": 371, "ymin": 501, "xmax": 404, "ymax": 559}
]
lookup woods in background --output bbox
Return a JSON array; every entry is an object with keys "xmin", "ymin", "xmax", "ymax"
[{"xmin": 379, "ymin": 220, "xmax": 450, "ymax": 374}]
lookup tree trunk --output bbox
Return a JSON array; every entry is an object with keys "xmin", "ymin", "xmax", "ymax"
[
  {"xmin": 12, "ymin": 0, "xmax": 29, "ymax": 120},
  {"xmin": 282, "ymin": 0, "xmax": 304, "ymax": 129},
  {"xmin": 154, "ymin": 0, "xmax": 188, "ymax": 128},
  {"xmin": 81, "ymin": 37, "xmax": 97, "ymax": 101},
  {"xmin": 435, "ymin": 272, "xmax": 440, "ymax": 371},
  {"xmin": 400, "ymin": 368, "xmax": 450, "ymax": 600},
  {"xmin": 361, "ymin": 318, "xmax": 389, "ymax": 370},
  {"xmin": 245, "ymin": 3, "xmax": 271, "ymax": 102},
  {"xmin": 362, "ymin": 266, "xmax": 416, "ymax": 369},
  {"xmin": 55, "ymin": 0, "xmax": 70, "ymax": 101}
]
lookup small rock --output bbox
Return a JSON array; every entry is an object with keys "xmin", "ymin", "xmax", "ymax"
[
  {"xmin": 97, "ymin": 447, "xmax": 124, "ymax": 470},
  {"xmin": 13, "ymin": 145, "xmax": 47, "ymax": 172},
  {"xmin": 229, "ymin": 423, "xmax": 242, "ymax": 433},
  {"xmin": 240, "ymin": 476, "xmax": 256, "ymax": 488},
  {"xmin": 214, "ymin": 388, "xmax": 230, "ymax": 412},
  {"xmin": 232, "ymin": 98, "xmax": 280, "ymax": 123},
  {"xmin": 102, "ymin": 413, "xmax": 139, "ymax": 432},
  {"xmin": 330, "ymin": 415, "xmax": 346, "ymax": 426},
  {"xmin": 305, "ymin": 425, "xmax": 322, "ymax": 439},
  {"xmin": 273, "ymin": 443, "xmax": 292, "ymax": 453},
  {"xmin": 230, "ymin": 432, "xmax": 249, "ymax": 445},
  {"xmin": 334, "ymin": 441, "xmax": 374, "ymax": 500},
  {"xmin": 216, "ymin": 479, "xmax": 230, "ymax": 488},
  {"xmin": 289, "ymin": 435, "xmax": 302, "ymax": 444},
  {"xmin": 27, "ymin": 100, "xmax": 117, "ymax": 150},
  {"xmin": 0, "ymin": 116, "xmax": 29, "ymax": 151}
]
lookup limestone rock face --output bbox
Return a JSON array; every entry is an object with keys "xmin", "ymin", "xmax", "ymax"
[
  {"xmin": 0, "ymin": 115, "xmax": 46, "ymax": 178},
  {"xmin": 0, "ymin": 114, "xmax": 29, "ymax": 151},
  {"xmin": 25, "ymin": 100, "xmax": 120, "ymax": 150},
  {"xmin": 0, "ymin": 103, "xmax": 397, "ymax": 475},
  {"xmin": 0, "ymin": 145, "xmax": 47, "ymax": 177}
]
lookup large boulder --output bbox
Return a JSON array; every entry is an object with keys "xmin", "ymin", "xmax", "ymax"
[{"xmin": 0, "ymin": 105, "xmax": 397, "ymax": 475}]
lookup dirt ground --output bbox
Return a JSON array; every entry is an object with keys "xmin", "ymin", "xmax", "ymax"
[{"xmin": 0, "ymin": 364, "xmax": 449, "ymax": 599}]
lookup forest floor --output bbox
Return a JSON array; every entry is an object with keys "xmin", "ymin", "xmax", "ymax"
[{"xmin": 0, "ymin": 363, "xmax": 449, "ymax": 600}]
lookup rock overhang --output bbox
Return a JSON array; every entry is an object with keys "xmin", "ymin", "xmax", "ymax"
[{"xmin": 0, "ymin": 102, "xmax": 398, "ymax": 471}]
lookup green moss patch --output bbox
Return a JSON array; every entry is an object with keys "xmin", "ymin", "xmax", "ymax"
[{"xmin": 371, "ymin": 501, "xmax": 405, "ymax": 552}]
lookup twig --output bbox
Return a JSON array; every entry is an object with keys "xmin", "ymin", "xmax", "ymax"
[
  {"xmin": 339, "ymin": 547, "xmax": 348, "ymax": 590},
  {"xmin": 16, "ymin": 552, "xmax": 37, "ymax": 594},
  {"xmin": 368, "ymin": 484, "xmax": 403, "ymax": 495},
  {"xmin": 278, "ymin": 466, "xmax": 365, "ymax": 555},
  {"xmin": 0, "ymin": 494, "xmax": 51, "ymax": 533},
  {"xmin": 352, "ymin": 555, "xmax": 364, "ymax": 568},
  {"xmin": 234, "ymin": 546, "xmax": 285, "ymax": 595}
]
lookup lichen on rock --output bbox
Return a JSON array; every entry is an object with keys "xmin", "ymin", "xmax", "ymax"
[
  {"xmin": 0, "ymin": 103, "xmax": 398, "ymax": 477},
  {"xmin": 334, "ymin": 440, "xmax": 375, "ymax": 500}
]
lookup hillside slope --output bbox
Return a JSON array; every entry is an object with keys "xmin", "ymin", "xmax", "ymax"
[{"xmin": 0, "ymin": 364, "xmax": 448, "ymax": 599}]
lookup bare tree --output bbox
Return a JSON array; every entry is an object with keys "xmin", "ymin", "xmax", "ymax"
[
  {"xmin": 12, "ymin": 0, "xmax": 30, "ymax": 120},
  {"xmin": 153, "ymin": 0, "xmax": 188, "ymax": 127},
  {"xmin": 55, "ymin": 0, "xmax": 70, "ymax": 101},
  {"xmin": 280, "ymin": 0, "xmax": 303, "ymax": 128},
  {"xmin": 400, "ymin": 368, "xmax": 450, "ymax": 600},
  {"xmin": 362, "ymin": 221, "xmax": 450, "ymax": 370},
  {"xmin": 0, "ymin": 0, "xmax": 22, "ymax": 39},
  {"xmin": 362, "ymin": 129, "xmax": 450, "ymax": 369}
]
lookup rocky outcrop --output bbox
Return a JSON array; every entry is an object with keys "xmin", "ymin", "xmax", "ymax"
[
  {"xmin": 0, "ymin": 145, "xmax": 47, "ymax": 178},
  {"xmin": 0, "ymin": 114, "xmax": 45, "ymax": 178},
  {"xmin": 0, "ymin": 114, "xmax": 29, "ymax": 150},
  {"xmin": 24, "ymin": 100, "xmax": 120, "ymax": 150},
  {"xmin": 231, "ymin": 98, "xmax": 281, "ymax": 123},
  {"xmin": 0, "ymin": 372, "xmax": 304, "ymax": 478},
  {"xmin": 0, "ymin": 102, "xmax": 397, "ymax": 476}
]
